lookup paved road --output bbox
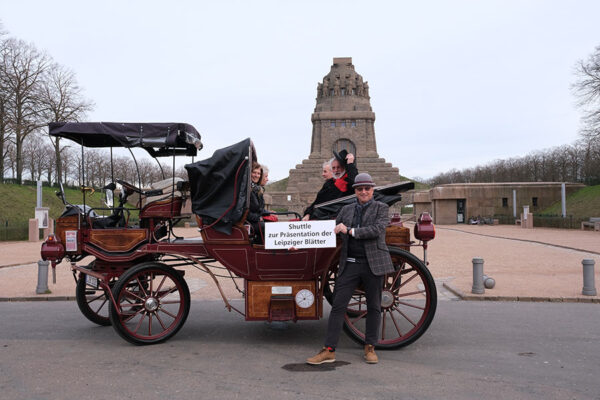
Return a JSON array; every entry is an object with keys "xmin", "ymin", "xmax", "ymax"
[{"xmin": 1, "ymin": 300, "xmax": 599, "ymax": 400}]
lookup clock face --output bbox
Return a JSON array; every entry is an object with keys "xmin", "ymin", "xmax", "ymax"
[{"xmin": 295, "ymin": 289, "xmax": 314, "ymax": 309}]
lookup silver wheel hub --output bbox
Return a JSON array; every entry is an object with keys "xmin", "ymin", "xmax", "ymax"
[
  {"xmin": 381, "ymin": 290, "xmax": 394, "ymax": 308},
  {"xmin": 145, "ymin": 297, "xmax": 159, "ymax": 312}
]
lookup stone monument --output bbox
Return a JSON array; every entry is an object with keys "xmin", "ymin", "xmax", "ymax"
[{"xmin": 270, "ymin": 57, "xmax": 406, "ymax": 212}]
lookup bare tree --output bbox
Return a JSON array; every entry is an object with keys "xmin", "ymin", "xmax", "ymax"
[
  {"xmin": 574, "ymin": 45, "xmax": 600, "ymax": 139},
  {"xmin": 39, "ymin": 62, "xmax": 94, "ymax": 184},
  {"xmin": 0, "ymin": 25, "xmax": 11, "ymax": 180},
  {"xmin": 1, "ymin": 38, "xmax": 50, "ymax": 183},
  {"xmin": 22, "ymin": 131, "xmax": 48, "ymax": 180}
]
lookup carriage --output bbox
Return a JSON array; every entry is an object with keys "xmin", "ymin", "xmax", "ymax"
[{"xmin": 40, "ymin": 122, "xmax": 437, "ymax": 348}]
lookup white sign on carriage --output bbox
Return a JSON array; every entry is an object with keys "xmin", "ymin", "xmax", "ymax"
[{"xmin": 264, "ymin": 220, "xmax": 336, "ymax": 250}]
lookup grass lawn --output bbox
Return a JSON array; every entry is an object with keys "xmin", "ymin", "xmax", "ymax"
[
  {"xmin": 0, "ymin": 183, "xmax": 109, "ymax": 225},
  {"xmin": 540, "ymin": 184, "xmax": 600, "ymax": 219}
]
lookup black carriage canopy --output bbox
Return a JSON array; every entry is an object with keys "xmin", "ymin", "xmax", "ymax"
[
  {"xmin": 310, "ymin": 181, "xmax": 415, "ymax": 220},
  {"xmin": 48, "ymin": 122, "xmax": 203, "ymax": 157},
  {"xmin": 185, "ymin": 138, "xmax": 256, "ymax": 234}
]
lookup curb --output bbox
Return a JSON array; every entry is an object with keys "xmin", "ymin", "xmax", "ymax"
[
  {"xmin": 0, "ymin": 296, "xmax": 76, "ymax": 302},
  {"xmin": 443, "ymin": 282, "xmax": 600, "ymax": 304},
  {"xmin": 0, "ymin": 261, "xmax": 38, "ymax": 269}
]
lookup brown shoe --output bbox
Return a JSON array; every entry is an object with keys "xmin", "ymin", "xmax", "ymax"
[
  {"xmin": 306, "ymin": 347, "xmax": 336, "ymax": 365},
  {"xmin": 364, "ymin": 345, "xmax": 378, "ymax": 364}
]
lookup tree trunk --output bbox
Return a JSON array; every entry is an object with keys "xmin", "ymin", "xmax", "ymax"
[
  {"xmin": 54, "ymin": 137, "xmax": 62, "ymax": 185},
  {"xmin": 16, "ymin": 133, "xmax": 23, "ymax": 183}
]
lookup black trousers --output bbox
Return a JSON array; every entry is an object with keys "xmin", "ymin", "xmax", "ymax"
[{"xmin": 324, "ymin": 261, "xmax": 383, "ymax": 348}]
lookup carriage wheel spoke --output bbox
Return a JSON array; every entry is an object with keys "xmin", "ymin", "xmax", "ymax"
[
  {"xmin": 389, "ymin": 310, "xmax": 403, "ymax": 337},
  {"xmin": 124, "ymin": 290, "xmax": 145, "ymax": 303},
  {"xmin": 87, "ymin": 292, "xmax": 105, "ymax": 303},
  {"xmin": 348, "ymin": 299, "xmax": 367, "ymax": 308},
  {"xmin": 397, "ymin": 272, "xmax": 419, "ymax": 290},
  {"xmin": 135, "ymin": 277, "xmax": 148, "ymax": 297},
  {"xmin": 350, "ymin": 310, "xmax": 368, "ymax": 324},
  {"xmin": 396, "ymin": 299, "xmax": 426, "ymax": 310},
  {"xmin": 136, "ymin": 277, "xmax": 148, "ymax": 297},
  {"xmin": 159, "ymin": 307, "xmax": 177, "ymax": 319},
  {"xmin": 396, "ymin": 289, "xmax": 427, "ymax": 298},
  {"xmin": 93, "ymin": 298, "xmax": 108, "ymax": 314},
  {"xmin": 148, "ymin": 313, "xmax": 153, "ymax": 336},
  {"xmin": 393, "ymin": 306, "xmax": 417, "ymax": 327},
  {"xmin": 155, "ymin": 312, "xmax": 167, "ymax": 330},
  {"xmin": 120, "ymin": 302, "xmax": 144, "ymax": 308},
  {"xmin": 389, "ymin": 264, "xmax": 406, "ymax": 288},
  {"xmin": 133, "ymin": 312, "xmax": 146, "ymax": 333},
  {"xmin": 123, "ymin": 307, "xmax": 143, "ymax": 322},
  {"xmin": 149, "ymin": 272, "xmax": 154, "ymax": 295},
  {"xmin": 158, "ymin": 286, "xmax": 177, "ymax": 300},
  {"xmin": 160, "ymin": 300, "xmax": 181, "ymax": 305},
  {"xmin": 156, "ymin": 275, "xmax": 167, "ymax": 293}
]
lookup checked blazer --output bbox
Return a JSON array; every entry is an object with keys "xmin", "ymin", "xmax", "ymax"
[{"xmin": 336, "ymin": 200, "xmax": 394, "ymax": 277}]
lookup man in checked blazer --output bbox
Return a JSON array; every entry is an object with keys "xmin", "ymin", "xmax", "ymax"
[{"xmin": 307, "ymin": 173, "xmax": 394, "ymax": 365}]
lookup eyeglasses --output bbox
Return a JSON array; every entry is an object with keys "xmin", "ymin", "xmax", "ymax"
[{"xmin": 355, "ymin": 187, "xmax": 373, "ymax": 192}]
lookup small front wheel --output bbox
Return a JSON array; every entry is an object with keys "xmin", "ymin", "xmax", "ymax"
[
  {"xmin": 109, "ymin": 262, "xmax": 190, "ymax": 345},
  {"xmin": 75, "ymin": 263, "xmax": 112, "ymax": 326}
]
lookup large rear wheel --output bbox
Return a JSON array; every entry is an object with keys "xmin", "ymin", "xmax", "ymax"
[
  {"xmin": 342, "ymin": 247, "xmax": 437, "ymax": 349},
  {"xmin": 109, "ymin": 262, "xmax": 190, "ymax": 345}
]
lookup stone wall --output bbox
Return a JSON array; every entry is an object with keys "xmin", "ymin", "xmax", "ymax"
[{"xmin": 427, "ymin": 183, "xmax": 585, "ymax": 224}]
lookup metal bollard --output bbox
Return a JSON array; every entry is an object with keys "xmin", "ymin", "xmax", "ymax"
[
  {"xmin": 472, "ymin": 258, "xmax": 485, "ymax": 294},
  {"xmin": 582, "ymin": 259, "xmax": 597, "ymax": 296},
  {"xmin": 36, "ymin": 260, "xmax": 50, "ymax": 294}
]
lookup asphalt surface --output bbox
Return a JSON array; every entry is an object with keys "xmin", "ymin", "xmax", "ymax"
[{"xmin": 1, "ymin": 300, "xmax": 599, "ymax": 400}]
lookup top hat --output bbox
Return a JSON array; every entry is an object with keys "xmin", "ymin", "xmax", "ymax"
[
  {"xmin": 352, "ymin": 173, "xmax": 376, "ymax": 188},
  {"xmin": 333, "ymin": 149, "xmax": 349, "ymax": 168}
]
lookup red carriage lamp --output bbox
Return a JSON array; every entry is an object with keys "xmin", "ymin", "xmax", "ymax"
[
  {"xmin": 414, "ymin": 212, "xmax": 435, "ymax": 265},
  {"xmin": 41, "ymin": 234, "xmax": 65, "ymax": 263},
  {"xmin": 414, "ymin": 212, "xmax": 435, "ymax": 242},
  {"xmin": 41, "ymin": 234, "xmax": 65, "ymax": 283}
]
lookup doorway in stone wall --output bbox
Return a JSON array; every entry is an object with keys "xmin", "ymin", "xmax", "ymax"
[
  {"xmin": 332, "ymin": 138, "xmax": 356, "ymax": 157},
  {"xmin": 457, "ymin": 199, "xmax": 466, "ymax": 223}
]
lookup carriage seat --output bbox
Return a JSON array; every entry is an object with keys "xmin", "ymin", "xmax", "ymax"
[{"xmin": 141, "ymin": 177, "xmax": 185, "ymax": 207}]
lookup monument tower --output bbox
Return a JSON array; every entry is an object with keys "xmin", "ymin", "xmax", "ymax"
[{"xmin": 283, "ymin": 57, "xmax": 405, "ymax": 209}]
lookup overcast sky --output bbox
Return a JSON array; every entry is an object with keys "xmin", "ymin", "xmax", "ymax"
[{"xmin": 2, "ymin": 0, "xmax": 599, "ymax": 181}]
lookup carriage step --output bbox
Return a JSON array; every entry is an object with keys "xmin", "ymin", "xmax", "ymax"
[{"xmin": 268, "ymin": 295, "xmax": 297, "ymax": 322}]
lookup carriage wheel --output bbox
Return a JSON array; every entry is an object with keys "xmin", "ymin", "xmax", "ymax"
[
  {"xmin": 342, "ymin": 247, "xmax": 437, "ymax": 349},
  {"xmin": 109, "ymin": 262, "xmax": 190, "ymax": 345},
  {"xmin": 76, "ymin": 263, "xmax": 112, "ymax": 326}
]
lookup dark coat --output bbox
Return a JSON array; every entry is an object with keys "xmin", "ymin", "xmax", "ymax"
[
  {"xmin": 303, "ymin": 163, "xmax": 359, "ymax": 219},
  {"xmin": 336, "ymin": 200, "xmax": 394, "ymax": 277},
  {"xmin": 303, "ymin": 179, "xmax": 338, "ymax": 218},
  {"xmin": 247, "ymin": 185, "xmax": 264, "ymax": 223}
]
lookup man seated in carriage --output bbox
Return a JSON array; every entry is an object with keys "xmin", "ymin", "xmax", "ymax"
[{"xmin": 302, "ymin": 149, "xmax": 358, "ymax": 221}]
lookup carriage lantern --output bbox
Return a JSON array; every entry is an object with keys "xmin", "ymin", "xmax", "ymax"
[
  {"xmin": 41, "ymin": 234, "xmax": 65, "ymax": 264},
  {"xmin": 414, "ymin": 212, "xmax": 435, "ymax": 242}
]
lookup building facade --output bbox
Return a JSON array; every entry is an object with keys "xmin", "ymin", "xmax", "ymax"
[{"xmin": 411, "ymin": 182, "xmax": 585, "ymax": 224}]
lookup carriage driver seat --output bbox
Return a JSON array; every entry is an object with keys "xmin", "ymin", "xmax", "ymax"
[{"xmin": 141, "ymin": 177, "xmax": 185, "ymax": 207}]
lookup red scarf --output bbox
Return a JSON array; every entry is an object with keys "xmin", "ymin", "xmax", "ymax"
[{"xmin": 334, "ymin": 173, "xmax": 348, "ymax": 193}]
